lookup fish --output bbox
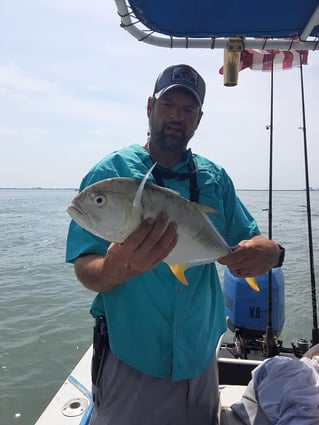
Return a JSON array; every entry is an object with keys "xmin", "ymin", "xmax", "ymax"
[{"xmin": 67, "ymin": 165, "xmax": 259, "ymax": 291}]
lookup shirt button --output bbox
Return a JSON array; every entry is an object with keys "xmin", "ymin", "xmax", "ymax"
[
  {"xmin": 176, "ymin": 325, "xmax": 181, "ymax": 332},
  {"xmin": 178, "ymin": 287, "xmax": 184, "ymax": 294}
]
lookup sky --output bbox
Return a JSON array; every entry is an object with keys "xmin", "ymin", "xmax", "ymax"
[{"xmin": 1, "ymin": 0, "xmax": 319, "ymax": 190}]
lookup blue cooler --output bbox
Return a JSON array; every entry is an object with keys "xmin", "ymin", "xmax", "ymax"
[{"xmin": 223, "ymin": 267, "xmax": 285, "ymax": 336}]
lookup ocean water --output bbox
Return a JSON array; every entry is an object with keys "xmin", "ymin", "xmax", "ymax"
[{"xmin": 0, "ymin": 188, "xmax": 318, "ymax": 424}]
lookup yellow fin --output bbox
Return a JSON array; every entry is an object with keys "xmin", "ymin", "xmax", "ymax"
[
  {"xmin": 245, "ymin": 277, "xmax": 260, "ymax": 292},
  {"xmin": 169, "ymin": 264, "xmax": 188, "ymax": 285}
]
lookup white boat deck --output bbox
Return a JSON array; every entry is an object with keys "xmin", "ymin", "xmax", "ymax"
[
  {"xmin": 35, "ymin": 346, "xmax": 93, "ymax": 425},
  {"xmin": 35, "ymin": 344, "xmax": 251, "ymax": 425},
  {"xmin": 219, "ymin": 386, "xmax": 247, "ymax": 425}
]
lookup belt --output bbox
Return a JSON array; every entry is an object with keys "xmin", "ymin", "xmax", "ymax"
[{"xmin": 94, "ymin": 315, "xmax": 108, "ymax": 336}]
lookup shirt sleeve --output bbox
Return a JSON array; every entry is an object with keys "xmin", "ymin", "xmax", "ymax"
[
  {"xmin": 221, "ymin": 170, "xmax": 260, "ymax": 246},
  {"xmin": 65, "ymin": 220, "xmax": 110, "ymax": 263}
]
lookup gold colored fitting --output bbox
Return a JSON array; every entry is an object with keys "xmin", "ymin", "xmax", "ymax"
[{"xmin": 223, "ymin": 38, "xmax": 244, "ymax": 87}]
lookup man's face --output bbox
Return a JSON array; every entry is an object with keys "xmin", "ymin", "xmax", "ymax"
[{"xmin": 148, "ymin": 87, "xmax": 203, "ymax": 153}]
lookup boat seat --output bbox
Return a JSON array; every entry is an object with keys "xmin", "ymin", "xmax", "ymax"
[{"xmin": 219, "ymin": 385, "xmax": 246, "ymax": 425}]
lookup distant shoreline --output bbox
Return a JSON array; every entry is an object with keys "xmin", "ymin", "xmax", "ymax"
[
  {"xmin": 0, "ymin": 187, "xmax": 78, "ymax": 191},
  {"xmin": 1, "ymin": 187, "xmax": 319, "ymax": 192}
]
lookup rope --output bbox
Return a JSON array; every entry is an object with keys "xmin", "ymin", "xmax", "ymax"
[{"xmin": 68, "ymin": 374, "xmax": 93, "ymax": 425}]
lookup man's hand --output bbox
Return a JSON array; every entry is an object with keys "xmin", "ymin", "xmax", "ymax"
[
  {"xmin": 74, "ymin": 212, "xmax": 178, "ymax": 293},
  {"xmin": 218, "ymin": 235, "xmax": 281, "ymax": 278},
  {"xmin": 106, "ymin": 212, "xmax": 178, "ymax": 278}
]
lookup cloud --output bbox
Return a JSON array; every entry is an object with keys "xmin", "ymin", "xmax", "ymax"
[
  {"xmin": 0, "ymin": 64, "xmax": 55, "ymax": 94},
  {"xmin": 0, "ymin": 64, "xmax": 117, "ymax": 123},
  {"xmin": 40, "ymin": 0, "xmax": 113, "ymax": 22},
  {"xmin": 1, "ymin": 0, "xmax": 319, "ymax": 189}
]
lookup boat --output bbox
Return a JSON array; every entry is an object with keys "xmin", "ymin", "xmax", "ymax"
[
  {"xmin": 35, "ymin": 346, "xmax": 93, "ymax": 425},
  {"xmin": 35, "ymin": 1, "xmax": 319, "ymax": 423}
]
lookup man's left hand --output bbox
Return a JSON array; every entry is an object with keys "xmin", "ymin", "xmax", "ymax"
[{"xmin": 218, "ymin": 235, "xmax": 281, "ymax": 278}]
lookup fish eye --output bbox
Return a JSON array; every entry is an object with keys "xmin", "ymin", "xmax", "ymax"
[{"xmin": 94, "ymin": 195, "xmax": 106, "ymax": 206}]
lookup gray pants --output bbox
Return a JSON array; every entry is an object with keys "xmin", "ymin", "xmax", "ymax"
[{"xmin": 90, "ymin": 347, "xmax": 219, "ymax": 425}]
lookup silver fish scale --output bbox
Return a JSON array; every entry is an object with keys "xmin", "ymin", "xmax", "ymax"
[{"xmin": 68, "ymin": 178, "xmax": 231, "ymax": 267}]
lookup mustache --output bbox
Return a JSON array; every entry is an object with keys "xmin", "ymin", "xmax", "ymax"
[{"xmin": 165, "ymin": 121, "xmax": 184, "ymax": 129}]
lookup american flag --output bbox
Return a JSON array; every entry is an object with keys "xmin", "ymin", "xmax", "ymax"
[{"xmin": 219, "ymin": 49, "xmax": 308, "ymax": 74}]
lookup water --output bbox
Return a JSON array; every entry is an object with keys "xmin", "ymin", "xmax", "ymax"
[
  {"xmin": 0, "ymin": 189, "xmax": 93, "ymax": 425},
  {"xmin": 1, "ymin": 188, "xmax": 319, "ymax": 425}
]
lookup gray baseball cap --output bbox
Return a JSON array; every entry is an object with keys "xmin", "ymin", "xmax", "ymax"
[{"xmin": 153, "ymin": 64, "xmax": 206, "ymax": 107}]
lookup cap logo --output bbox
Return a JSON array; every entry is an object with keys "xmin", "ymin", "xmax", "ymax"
[
  {"xmin": 171, "ymin": 66, "xmax": 198, "ymax": 87},
  {"xmin": 153, "ymin": 64, "xmax": 205, "ymax": 106}
]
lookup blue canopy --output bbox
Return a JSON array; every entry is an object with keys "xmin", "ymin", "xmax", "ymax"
[
  {"xmin": 114, "ymin": 0, "xmax": 319, "ymax": 50},
  {"xmin": 128, "ymin": 0, "xmax": 319, "ymax": 38}
]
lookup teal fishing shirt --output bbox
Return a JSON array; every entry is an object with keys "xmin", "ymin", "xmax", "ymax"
[{"xmin": 66, "ymin": 144, "xmax": 260, "ymax": 381}]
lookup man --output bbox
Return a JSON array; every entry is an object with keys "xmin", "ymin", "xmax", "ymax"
[{"xmin": 66, "ymin": 64, "xmax": 284, "ymax": 425}]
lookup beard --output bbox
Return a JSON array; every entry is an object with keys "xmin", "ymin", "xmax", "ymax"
[{"xmin": 149, "ymin": 121, "xmax": 191, "ymax": 153}]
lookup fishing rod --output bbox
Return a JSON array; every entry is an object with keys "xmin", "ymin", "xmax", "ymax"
[
  {"xmin": 298, "ymin": 54, "xmax": 319, "ymax": 346},
  {"xmin": 264, "ymin": 51, "xmax": 280, "ymax": 358}
]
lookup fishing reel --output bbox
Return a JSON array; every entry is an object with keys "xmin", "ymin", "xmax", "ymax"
[
  {"xmin": 291, "ymin": 338, "xmax": 310, "ymax": 358},
  {"xmin": 226, "ymin": 318, "xmax": 283, "ymax": 359}
]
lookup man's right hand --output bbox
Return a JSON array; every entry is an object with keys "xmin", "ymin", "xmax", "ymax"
[{"xmin": 74, "ymin": 213, "xmax": 178, "ymax": 293}]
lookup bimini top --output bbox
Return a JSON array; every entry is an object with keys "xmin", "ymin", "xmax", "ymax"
[{"xmin": 114, "ymin": 0, "xmax": 319, "ymax": 50}]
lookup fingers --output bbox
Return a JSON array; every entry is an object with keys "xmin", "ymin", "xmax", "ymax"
[
  {"xmin": 148, "ymin": 221, "xmax": 178, "ymax": 266},
  {"xmin": 135, "ymin": 214, "xmax": 178, "ymax": 264},
  {"xmin": 124, "ymin": 213, "xmax": 166, "ymax": 249},
  {"xmin": 220, "ymin": 247, "xmax": 259, "ymax": 278},
  {"xmin": 217, "ymin": 236, "xmax": 279, "ymax": 277},
  {"xmin": 123, "ymin": 217, "xmax": 156, "ymax": 250},
  {"xmin": 137, "ymin": 213, "xmax": 175, "ymax": 253},
  {"xmin": 217, "ymin": 245, "xmax": 245, "ymax": 267},
  {"xmin": 117, "ymin": 212, "xmax": 178, "ymax": 274}
]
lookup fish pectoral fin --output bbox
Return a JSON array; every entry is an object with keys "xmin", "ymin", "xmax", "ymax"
[
  {"xmin": 194, "ymin": 203, "xmax": 218, "ymax": 214},
  {"xmin": 161, "ymin": 187, "xmax": 181, "ymax": 196},
  {"xmin": 132, "ymin": 162, "xmax": 157, "ymax": 217},
  {"xmin": 169, "ymin": 264, "xmax": 188, "ymax": 285},
  {"xmin": 245, "ymin": 277, "xmax": 260, "ymax": 292}
]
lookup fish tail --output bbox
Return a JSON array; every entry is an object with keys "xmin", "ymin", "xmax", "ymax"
[
  {"xmin": 169, "ymin": 264, "xmax": 188, "ymax": 285},
  {"xmin": 245, "ymin": 277, "xmax": 260, "ymax": 292}
]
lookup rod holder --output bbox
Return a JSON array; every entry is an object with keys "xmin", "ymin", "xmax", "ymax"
[{"xmin": 223, "ymin": 38, "xmax": 244, "ymax": 87}]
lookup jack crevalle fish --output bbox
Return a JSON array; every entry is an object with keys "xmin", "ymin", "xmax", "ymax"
[{"xmin": 67, "ymin": 166, "xmax": 259, "ymax": 291}]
